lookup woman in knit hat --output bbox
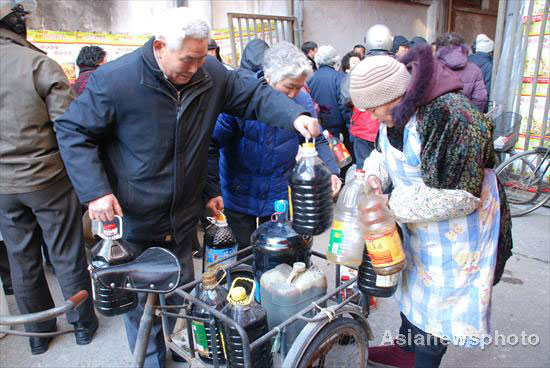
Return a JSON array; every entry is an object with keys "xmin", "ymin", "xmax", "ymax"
[{"xmin": 350, "ymin": 45, "xmax": 512, "ymax": 368}]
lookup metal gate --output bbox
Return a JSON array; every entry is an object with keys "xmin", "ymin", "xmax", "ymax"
[{"xmin": 227, "ymin": 12, "xmax": 297, "ymax": 68}]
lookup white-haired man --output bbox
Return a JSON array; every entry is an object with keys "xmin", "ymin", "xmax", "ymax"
[{"xmin": 55, "ymin": 7, "xmax": 320, "ymax": 367}]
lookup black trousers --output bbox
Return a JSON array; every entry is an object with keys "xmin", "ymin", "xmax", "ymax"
[
  {"xmin": 224, "ymin": 208, "xmax": 270, "ymax": 258},
  {"xmin": 0, "ymin": 176, "xmax": 95, "ymax": 332},
  {"xmin": 398, "ymin": 313, "xmax": 448, "ymax": 367},
  {"xmin": 122, "ymin": 234, "xmax": 195, "ymax": 368},
  {"xmin": 0, "ymin": 240, "xmax": 11, "ymax": 289}
]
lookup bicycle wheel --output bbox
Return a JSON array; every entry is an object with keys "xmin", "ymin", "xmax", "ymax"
[
  {"xmin": 296, "ymin": 317, "xmax": 368, "ymax": 368},
  {"xmin": 496, "ymin": 149, "xmax": 550, "ymax": 217}
]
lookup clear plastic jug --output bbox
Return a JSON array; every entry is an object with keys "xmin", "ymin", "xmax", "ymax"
[{"xmin": 327, "ymin": 169, "xmax": 367, "ymax": 266}]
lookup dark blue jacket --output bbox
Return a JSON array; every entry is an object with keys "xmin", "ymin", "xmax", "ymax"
[
  {"xmin": 54, "ymin": 38, "xmax": 307, "ymax": 243},
  {"xmin": 468, "ymin": 52, "xmax": 493, "ymax": 98},
  {"xmin": 211, "ymin": 90, "xmax": 339, "ymax": 217},
  {"xmin": 307, "ymin": 65, "xmax": 346, "ymax": 134}
]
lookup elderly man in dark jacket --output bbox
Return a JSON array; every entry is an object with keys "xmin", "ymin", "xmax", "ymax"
[
  {"xmin": 55, "ymin": 7, "xmax": 320, "ymax": 368},
  {"xmin": 0, "ymin": 1, "xmax": 97, "ymax": 355}
]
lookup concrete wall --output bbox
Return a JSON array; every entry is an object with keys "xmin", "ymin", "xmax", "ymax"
[
  {"xmin": 27, "ymin": 0, "xmax": 175, "ymax": 34},
  {"xmin": 302, "ymin": 0, "xmax": 430, "ymax": 58}
]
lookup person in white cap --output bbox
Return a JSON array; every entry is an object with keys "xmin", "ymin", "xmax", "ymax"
[
  {"xmin": 349, "ymin": 44, "xmax": 512, "ymax": 367},
  {"xmin": 469, "ymin": 33, "xmax": 494, "ymax": 111}
]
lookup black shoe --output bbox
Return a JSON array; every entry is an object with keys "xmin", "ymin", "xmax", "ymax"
[
  {"xmin": 29, "ymin": 336, "xmax": 53, "ymax": 355},
  {"xmin": 73, "ymin": 316, "xmax": 98, "ymax": 345},
  {"xmin": 171, "ymin": 349, "xmax": 186, "ymax": 363}
]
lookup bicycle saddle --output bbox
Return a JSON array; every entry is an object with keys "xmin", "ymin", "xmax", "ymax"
[{"xmin": 92, "ymin": 247, "xmax": 181, "ymax": 293}]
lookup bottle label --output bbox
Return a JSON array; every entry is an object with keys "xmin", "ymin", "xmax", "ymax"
[
  {"xmin": 192, "ymin": 321, "xmax": 209, "ymax": 356},
  {"xmin": 205, "ymin": 245, "xmax": 238, "ymax": 269},
  {"xmin": 365, "ymin": 227, "xmax": 406, "ymax": 268},
  {"xmin": 328, "ymin": 221, "xmax": 344, "ymax": 255},
  {"xmin": 375, "ymin": 273, "xmax": 398, "ymax": 287}
]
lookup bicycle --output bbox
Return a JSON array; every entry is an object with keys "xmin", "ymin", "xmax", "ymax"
[
  {"xmin": 495, "ymin": 146, "xmax": 550, "ymax": 217},
  {"xmin": 1, "ymin": 246, "xmax": 373, "ymax": 368},
  {"xmin": 491, "ymin": 111, "xmax": 523, "ymax": 166}
]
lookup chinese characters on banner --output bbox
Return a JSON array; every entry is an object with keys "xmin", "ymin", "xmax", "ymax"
[{"xmin": 28, "ymin": 29, "xmax": 236, "ymax": 84}]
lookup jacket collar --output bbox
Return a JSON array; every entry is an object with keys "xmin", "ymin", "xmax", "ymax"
[
  {"xmin": 141, "ymin": 37, "xmax": 209, "ymax": 91},
  {"xmin": 0, "ymin": 28, "xmax": 44, "ymax": 54}
]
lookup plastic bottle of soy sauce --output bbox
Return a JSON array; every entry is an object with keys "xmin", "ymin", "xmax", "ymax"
[
  {"xmin": 221, "ymin": 278, "xmax": 272, "ymax": 368},
  {"xmin": 190, "ymin": 270, "xmax": 228, "ymax": 364},
  {"xmin": 203, "ymin": 213, "xmax": 238, "ymax": 272},
  {"xmin": 89, "ymin": 216, "xmax": 138, "ymax": 316},
  {"xmin": 289, "ymin": 141, "xmax": 333, "ymax": 236}
]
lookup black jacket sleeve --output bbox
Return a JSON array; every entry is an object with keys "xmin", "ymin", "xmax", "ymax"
[
  {"xmin": 222, "ymin": 69, "xmax": 308, "ymax": 130},
  {"xmin": 54, "ymin": 73, "xmax": 115, "ymax": 204}
]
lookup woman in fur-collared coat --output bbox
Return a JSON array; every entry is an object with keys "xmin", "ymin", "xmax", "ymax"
[{"xmin": 349, "ymin": 44, "xmax": 512, "ymax": 368}]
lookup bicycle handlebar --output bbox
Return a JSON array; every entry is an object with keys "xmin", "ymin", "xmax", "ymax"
[{"xmin": 0, "ymin": 290, "xmax": 89, "ymax": 326}]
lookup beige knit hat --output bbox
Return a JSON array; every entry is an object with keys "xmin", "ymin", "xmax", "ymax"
[{"xmin": 349, "ymin": 55, "xmax": 411, "ymax": 110}]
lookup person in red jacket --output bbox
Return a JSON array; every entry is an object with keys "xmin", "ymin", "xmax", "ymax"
[{"xmin": 350, "ymin": 108, "xmax": 379, "ymax": 169}]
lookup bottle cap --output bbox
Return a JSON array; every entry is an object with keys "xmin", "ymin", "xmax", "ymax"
[
  {"xmin": 293, "ymin": 262, "xmax": 306, "ymax": 273},
  {"xmin": 202, "ymin": 271, "xmax": 216, "ymax": 288},
  {"xmin": 274, "ymin": 200, "xmax": 288, "ymax": 213},
  {"xmin": 229, "ymin": 286, "xmax": 247, "ymax": 302},
  {"xmin": 103, "ymin": 223, "xmax": 116, "ymax": 231},
  {"xmin": 302, "ymin": 142, "xmax": 315, "ymax": 151},
  {"xmin": 341, "ymin": 275, "xmax": 350, "ymax": 281},
  {"xmin": 214, "ymin": 213, "xmax": 228, "ymax": 226}
]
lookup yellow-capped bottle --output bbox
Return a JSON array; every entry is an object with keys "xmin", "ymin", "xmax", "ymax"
[
  {"xmin": 220, "ymin": 279, "xmax": 272, "ymax": 368},
  {"xmin": 358, "ymin": 192, "xmax": 406, "ymax": 275}
]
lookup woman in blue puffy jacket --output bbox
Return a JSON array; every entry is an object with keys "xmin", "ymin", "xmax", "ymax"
[{"xmin": 206, "ymin": 41, "xmax": 341, "ymax": 252}]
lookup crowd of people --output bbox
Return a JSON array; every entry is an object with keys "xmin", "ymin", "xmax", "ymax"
[{"xmin": 0, "ymin": 2, "xmax": 510, "ymax": 368}]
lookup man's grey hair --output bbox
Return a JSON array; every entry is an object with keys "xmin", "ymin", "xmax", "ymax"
[
  {"xmin": 154, "ymin": 7, "xmax": 211, "ymax": 50},
  {"xmin": 263, "ymin": 41, "xmax": 312, "ymax": 85},
  {"xmin": 314, "ymin": 45, "xmax": 340, "ymax": 68}
]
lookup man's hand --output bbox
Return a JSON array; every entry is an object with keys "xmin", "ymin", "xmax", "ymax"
[
  {"xmin": 206, "ymin": 196, "xmax": 224, "ymax": 217},
  {"xmin": 331, "ymin": 175, "xmax": 342, "ymax": 197},
  {"xmin": 293, "ymin": 115, "xmax": 321, "ymax": 139},
  {"xmin": 88, "ymin": 193, "xmax": 123, "ymax": 222}
]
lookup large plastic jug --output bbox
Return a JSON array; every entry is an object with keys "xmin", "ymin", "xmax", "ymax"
[
  {"xmin": 260, "ymin": 262, "xmax": 327, "ymax": 354},
  {"xmin": 221, "ymin": 278, "xmax": 272, "ymax": 368},
  {"xmin": 327, "ymin": 169, "xmax": 367, "ymax": 266},
  {"xmin": 190, "ymin": 270, "xmax": 228, "ymax": 364},
  {"xmin": 251, "ymin": 200, "xmax": 312, "ymax": 301},
  {"xmin": 289, "ymin": 141, "xmax": 333, "ymax": 235},
  {"xmin": 89, "ymin": 217, "xmax": 137, "ymax": 316},
  {"xmin": 203, "ymin": 213, "xmax": 238, "ymax": 272},
  {"xmin": 358, "ymin": 191, "xmax": 406, "ymax": 275}
]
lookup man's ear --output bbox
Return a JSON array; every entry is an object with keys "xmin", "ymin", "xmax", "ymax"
[{"xmin": 153, "ymin": 39, "xmax": 165, "ymax": 54}]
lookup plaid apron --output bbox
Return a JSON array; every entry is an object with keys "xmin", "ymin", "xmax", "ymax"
[{"xmin": 381, "ymin": 115, "xmax": 500, "ymax": 346}]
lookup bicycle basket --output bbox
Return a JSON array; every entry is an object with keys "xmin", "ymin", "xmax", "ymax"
[{"xmin": 492, "ymin": 112, "xmax": 522, "ymax": 152}]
